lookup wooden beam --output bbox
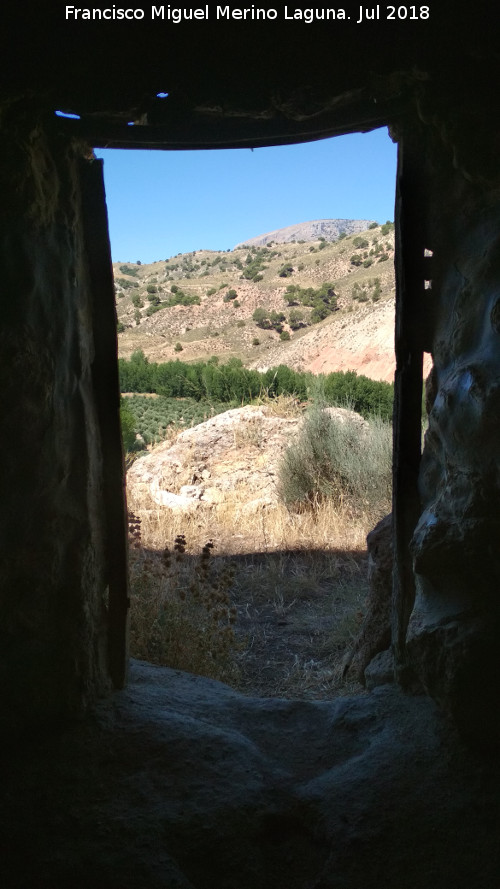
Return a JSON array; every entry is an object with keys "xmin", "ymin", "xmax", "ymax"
[
  {"xmin": 51, "ymin": 93, "xmax": 407, "ymax": 151},
  {"xmin": 80, "ymin": 157, "xmax": 130, "ymax": 690},
  {"xmin": 392, "ymin": 133, "xmax": 429, "ymax": 687}
]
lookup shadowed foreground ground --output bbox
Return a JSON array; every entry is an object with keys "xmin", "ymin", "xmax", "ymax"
[{"xmin": 2, "ymin": 660, "xmax": 500, "ymax": 889}]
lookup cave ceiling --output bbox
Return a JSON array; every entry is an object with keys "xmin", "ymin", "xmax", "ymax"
[{"xmin": 1, "ymin": 1, "xmax": 497, "ymax": 150}]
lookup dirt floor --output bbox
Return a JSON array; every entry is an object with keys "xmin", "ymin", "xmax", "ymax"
[
  {"xmin": 231, "ymin": 550, "xmax": 367, "ymax": 699},
  {"xmin": 129, "ymin": 544, "xmax": 369, "ymax": 701}
]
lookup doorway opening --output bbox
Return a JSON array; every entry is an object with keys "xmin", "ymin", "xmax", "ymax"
[{"xmin": 96, "ymin": 130, "xmax": 399, "ymax": 699}]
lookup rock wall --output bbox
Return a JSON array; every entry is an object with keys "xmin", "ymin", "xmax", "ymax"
[
  {"xmin": 0, "ymin": 103, "xmax": 122, "ymax": 735},
  {"xmin": 403, "ymin": 112, "xmax": 500, "ymax": 746}
]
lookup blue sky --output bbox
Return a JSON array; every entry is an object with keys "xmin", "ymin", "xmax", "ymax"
[{"xmin": 95, "ymin": 127, "xmax": 397, "ymax": 264}]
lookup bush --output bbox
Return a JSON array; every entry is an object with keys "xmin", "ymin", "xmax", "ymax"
[
  {"xmin": 174, "ymin": 342, "xmax": 183, "ymax": 352},
  {"xmin": 119, "ymin": 264, "xmax": 139, "ymax": 277},
  {"xmin": 289, "ymin": 308, "xmax": 305, "ymax": 330},
  {"xmin": 322, "ymin": 369, "xmax": 393, "ymax": 421},
  {"xmin": 280, "ymin": 330, "xmax": 291, "ymax": 341},
  {"xmin": 270, "ymin": 310, "xmax": 286, "ymax": 332},
  {"xmin": 380, "ymin": 221, "xmax": 395, "ymax": 236},
  {"xmin": 278, "ymin": 408, "xmax": 391, "ymax": 516},
  {"xmin": 310, "ymin": 304, "xmax": 331, "ymax": 323},
  {"xmin": 252, "ymin": 337, "xmax": 260, "ymax": 346},
  {"xmin": 253, "ymin": 307, "xmax": 271, "ymax": 329},
  {"xmin": 146, "ymin": 303, "xmax": 166, "ymax": 316},
  {"xmin": 120, "ymin": 400, "xmax": 136, "ymax": 451},
  {"xmin": 167, "ymin": 291, "xmax": 201, "ymax": 307}
]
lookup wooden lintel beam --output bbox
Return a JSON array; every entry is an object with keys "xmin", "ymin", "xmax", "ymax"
[{"xmin": 392, "ymin": 132, "xmax": 428, "ymax": 687}]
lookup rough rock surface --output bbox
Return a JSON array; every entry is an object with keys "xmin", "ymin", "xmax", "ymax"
[
  {"xmin": 342, "ymin": 513, "xmax": 393, "ymax": 683},
  {"xmin": 127, "ymin": 404, "xmax": 365, "ymax": 514},
  {"xmin": 0, "ymin": 117, "xmax": 112, "ymax": 735},
  {"xmin": 407, "ymin": 195, "xmax": 500, "ymax": 747},
  {"xmin": 2, "ymin": 659, "xmax": 500, "ymax": 889}
]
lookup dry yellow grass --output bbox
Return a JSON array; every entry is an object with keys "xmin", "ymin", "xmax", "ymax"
[
  {"xmin": 127, "ymin": 482, "xmax": 372, "ymax": 557},
  {"xmin": 125, "ymin": 401, "xmax": 393, "ymax": 697},
  {"xmin": 126, "ymin": 473, "xmax": 385, "ymax": 698}
]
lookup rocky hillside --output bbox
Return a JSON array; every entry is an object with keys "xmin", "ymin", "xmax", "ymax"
[
  {"xmin": 115, "ymin": 221, "xmax": 399, "ymax": 382},
  {"xmin": 234, "ymin": 218, "xmax": 376, "ymax": 247}
]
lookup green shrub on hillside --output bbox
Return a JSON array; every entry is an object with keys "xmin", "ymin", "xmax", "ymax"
[
  {"xmin": 252, "ymin": 307, "xmax": 272, "ymax": 329},
  {"xmin": 278, "ymin": 408, "xmax": 391, "ymax": 515},
  {"xmin": 146, "ymin": 303, "xmax": 165, "ymax": 316},
  {"xmin": 119, "ymin": 264, "xmax": 140, "ymax": 276},
  {"xmin": 116, "ymin": 277, "xmax": 137, "ymax": 290},
  {"xmin": 289, "ymin": 308, "xmax": 306, "ymax": 330},
  {"xmin": 322, "ymin": 369, "xmax": 393, "ymax": 421},
  {"xmin": 241, "ymin": 247, "xmax": 270, "ymax": 281},
  {"xmin": 282, "ymin": 282, "xmax": 337, "ymax": 324},
  {"xmin": 167, "ymin": 290, "xmax": 201, "ymax": 307},
  {"xmin": 270, "ymin": 311, "xmax": 286, "ymax": 332},
  {"xmin": 120, "ymin": 400, "xmax": 137, "ymax": 451}
]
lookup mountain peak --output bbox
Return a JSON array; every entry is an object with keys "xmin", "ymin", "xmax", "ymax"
[{"xmin": 234, "ymin": 219, "xmax": 376, "ymax": 248}]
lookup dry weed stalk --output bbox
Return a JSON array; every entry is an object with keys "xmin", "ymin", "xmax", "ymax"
[{"xmin": 127, "ymin": 516, "xmax": 241, "ymax": 683}]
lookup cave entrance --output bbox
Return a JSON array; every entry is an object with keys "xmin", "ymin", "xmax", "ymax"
[{"xmin": 93, "ymin": 130, "xmax": 425, "ymax": 697}]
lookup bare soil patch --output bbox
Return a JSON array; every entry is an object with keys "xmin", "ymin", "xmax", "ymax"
[{"xmin": 231, "ymin": 549, "xmax": 367, "ymax": 699}]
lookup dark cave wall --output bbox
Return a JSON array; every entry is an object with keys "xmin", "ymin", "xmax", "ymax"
[
  {"xmin": 1, "ymin": 79, "xmax": 500, "ymax": 750},
  {"xmin": 401, "ymin": 109, "xmax": 500, "ymax": 746},
  {"xmin": 0, "ymin": 105, "xmax": 116, "ymax": 734}
]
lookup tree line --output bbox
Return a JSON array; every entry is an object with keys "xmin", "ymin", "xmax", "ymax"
[{"xmin": 119, "ymin": 351, "xmax": 394, "ymax": 421}]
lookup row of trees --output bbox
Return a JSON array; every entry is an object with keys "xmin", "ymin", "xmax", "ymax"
[{"xmin": 118, "ymin": 351, "xmax": 394, "ymax": 420}]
